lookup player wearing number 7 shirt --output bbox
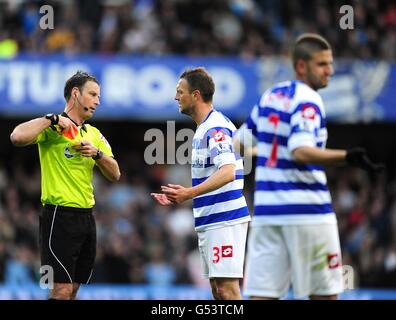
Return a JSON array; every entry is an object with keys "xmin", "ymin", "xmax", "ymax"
[
  {"xmin": 235, "ymin": 33, "xmax": 384, "ymax": 300},
  {"xmin": 151, "ymin": 67, "xmax": 250, "ymax": 300}
]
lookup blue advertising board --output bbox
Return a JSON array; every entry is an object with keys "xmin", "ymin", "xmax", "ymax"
[
  {"xmin": 0, "ymin": 284, "xmax": 395, "ymax": 300},
  {"xmin": 0, "ymin": 55, "xmax": 394, "ymax": 122}
]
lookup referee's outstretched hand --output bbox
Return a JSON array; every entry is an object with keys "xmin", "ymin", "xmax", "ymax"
[{"xmin": 345, "ymin": 147, "xmax": 385, "ymax": 173}]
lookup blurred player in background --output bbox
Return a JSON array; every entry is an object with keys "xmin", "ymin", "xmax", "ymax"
[
  {"xmin": 235, "ymin": 33, "xmax": 384, "ymax": 300},
  {"xmin": 151, "ymin": 67, "xmax": 251, "ymax": 300},
  {"xmin": 10, "ymin": 71, "xmax": 121, "ymax": 300}
]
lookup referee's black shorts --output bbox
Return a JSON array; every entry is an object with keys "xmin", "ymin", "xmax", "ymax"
[{"xmin": 39, "ymin": 204, "xmax": 96, "ymax": 284}]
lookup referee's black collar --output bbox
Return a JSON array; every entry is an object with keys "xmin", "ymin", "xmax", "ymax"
[{"xmin": 61, "ymin": 112, "xmax": 87, "ymax": 132}]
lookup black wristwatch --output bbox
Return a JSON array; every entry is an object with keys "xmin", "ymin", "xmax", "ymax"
[
  {"xmin": 45, "ymin": 113, "xmax": 59, "ymax": 126},
  {"xmin": 92, "ymin": 148, "xmax": 103, "ymax": 160}
]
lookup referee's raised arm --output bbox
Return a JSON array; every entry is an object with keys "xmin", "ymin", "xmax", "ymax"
[
  {"xmin": 10, "ymin": 116, "xmax": 54, "ymax": 147},
  {"xmin": 11, "ymin": 112, "xmax": 77, "ymax": 147}
]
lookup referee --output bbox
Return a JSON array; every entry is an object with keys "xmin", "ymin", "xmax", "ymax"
[{"xmin": 10, "ymin": 71, "xmax": 121, "ymax": 300}]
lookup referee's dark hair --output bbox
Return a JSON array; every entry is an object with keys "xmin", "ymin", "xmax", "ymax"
[
  {"xmin": 64, "ymin": 70, "xmax": 99, "ymax": 102},
  {"xmin": 180, "ymin": 67, "xmax": 215, "ymax": 103},
  {"xmin": 291, "ymin": 33, "xmax": 331, "ymax": 69}
]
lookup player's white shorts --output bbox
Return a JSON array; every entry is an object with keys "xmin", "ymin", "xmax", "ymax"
[
  {"xmin": 197, "ymin": 222, "xmax": 248, "ymax": 279},
  {"xmin": 243, "ymin": 224, "xmax": 343, "ymax": 299}
]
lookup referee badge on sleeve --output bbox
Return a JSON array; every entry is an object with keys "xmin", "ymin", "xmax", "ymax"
[{"xmin": 100, "ymin": 134, "xmax": 111, "ymax": 148}]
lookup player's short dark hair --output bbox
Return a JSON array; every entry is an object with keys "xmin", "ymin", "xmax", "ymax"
[
  {"xmin": 291, "ymin": 33, "xmax": 331, "ymax": 69},
  {"xmin": 180, "ymin": 67, "xmax": 215, "ymax": 103},
  {"xmin": 64, "ymin": 70, "xmax": 99, "ymax": 101}
]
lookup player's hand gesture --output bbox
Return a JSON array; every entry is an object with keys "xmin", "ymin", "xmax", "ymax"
[
  {"xmin": 161, "ymin": 184, "xmax": 192, "ymax": 204},
  {"xmin": 151, "ymin": 193, "xmax": 173, "ymax": 206}
]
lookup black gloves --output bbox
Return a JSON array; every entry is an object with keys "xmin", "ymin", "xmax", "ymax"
[{"xmin": 346, "ymin": 147, "xmax": 385, "ymax": 173}]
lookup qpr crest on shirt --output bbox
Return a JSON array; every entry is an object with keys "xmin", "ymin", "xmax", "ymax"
[
  {"xmin": 301, "ymin": 104, "xmax": 316, "ymax": 119},
  {"xmin": 212, "ymin": 130, "xmax": 226, "ymax": 142},
  {"xmin": 299, "ymin": 105, "xmax": 317, "ymax": 133}
]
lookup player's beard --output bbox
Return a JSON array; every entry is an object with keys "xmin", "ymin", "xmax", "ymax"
[
  {"xmin": 180, "ymin": 103, "xmax": 193, "ymax": 116},
  {"xmin": 306, "ymin": 66, "xmax": 328, "ymax": 91}
]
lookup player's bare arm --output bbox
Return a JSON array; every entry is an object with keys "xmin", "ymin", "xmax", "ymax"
[
  {"xmin": 292, "ymin": 146, "xmax": 346, "ymax": 165},
  {"xmin": 233, "ymin": 123, "xmax": 258, "ymax": 157},
  {"xmin": 234, "ymin": 137, "xmax": 258, "ymax": 157},
  {"xmin": 154, "ymin": 164, "xmax": 236, "ymax": 205},
  {"xmin": 293, "ymin": 146, "xmax": 384, "ymax": 172},
  {"xmin": 188, "ymin": 163, "xmax": 235, "ymax": 197}
]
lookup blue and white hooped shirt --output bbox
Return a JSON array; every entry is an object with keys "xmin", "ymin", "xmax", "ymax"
[
  {"xmin": 238, "ymin": 80, "xmax": 337, "ymax": 226},
  {"xmin": 191, "ymin": 109, "xmax": 250, "ymax": 231}
]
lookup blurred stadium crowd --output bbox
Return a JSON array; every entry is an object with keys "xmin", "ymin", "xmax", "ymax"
[
  {"xmin": 1, "ymin": 122, "xmax": 396, "ymax": 289},
  {"xmin": 0, "ymin": 0, "xmax": 395, "ymax": 60},
  {"xmin": 0, "ymin": 0, "xmax": 396, "ymax": 292}
]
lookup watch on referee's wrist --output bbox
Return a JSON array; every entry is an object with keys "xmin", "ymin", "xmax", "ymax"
[
  {"xmin": 45, "ymin": 113, "xmax": 59, "ymax": 126},
  {"xmin": 92, "ymin": 148, "xmax": 103, "ymax": 160}
]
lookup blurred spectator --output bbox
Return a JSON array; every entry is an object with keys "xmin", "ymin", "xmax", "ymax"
[
  {"xmin": 4, "ymin": 244, "xmax": 37, "ymax": 286},
  {"xmin": 144, "ymin": 243, "xmax": 176, "ymax": 285},
  {"xmin": 0, "ymin": 0, "xmax": 396, "ymax": 289},
  {"xmin": 0, "ymin": 240, "xmax": 7, "ymax": 282},
  {"xmin": 0, "ymin": 125, "xmax": 395, "ymax": 288},
  {"xmin": 45, "ymin": 25, "xmax": 76, "ymax": 52},
  {"xmin": 0, "ymin": 0, "xmax": 395, "ymax": 59},
  {"xmin": 0, "ymin": 33, "xmax": 18, "ymax": 58}
]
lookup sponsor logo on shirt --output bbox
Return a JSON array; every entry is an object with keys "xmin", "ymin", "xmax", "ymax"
[
  {"xmin": 221, "ymin": 245, "xmax": 233, "ymax": 258},
  {"xmin": 328, "ymin": 253, "xmax": 341, "ymax": 269},
  {"xmin": 192, "ymin": 154, "xmax": 206, "ymax": 168},
  {"xmin": 216, "ymin": 143, "xmax": 232, "ymax": 155},
  {"xmin": 64, "ymin": 144, "xmax": 78, "ymax": 159}
]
